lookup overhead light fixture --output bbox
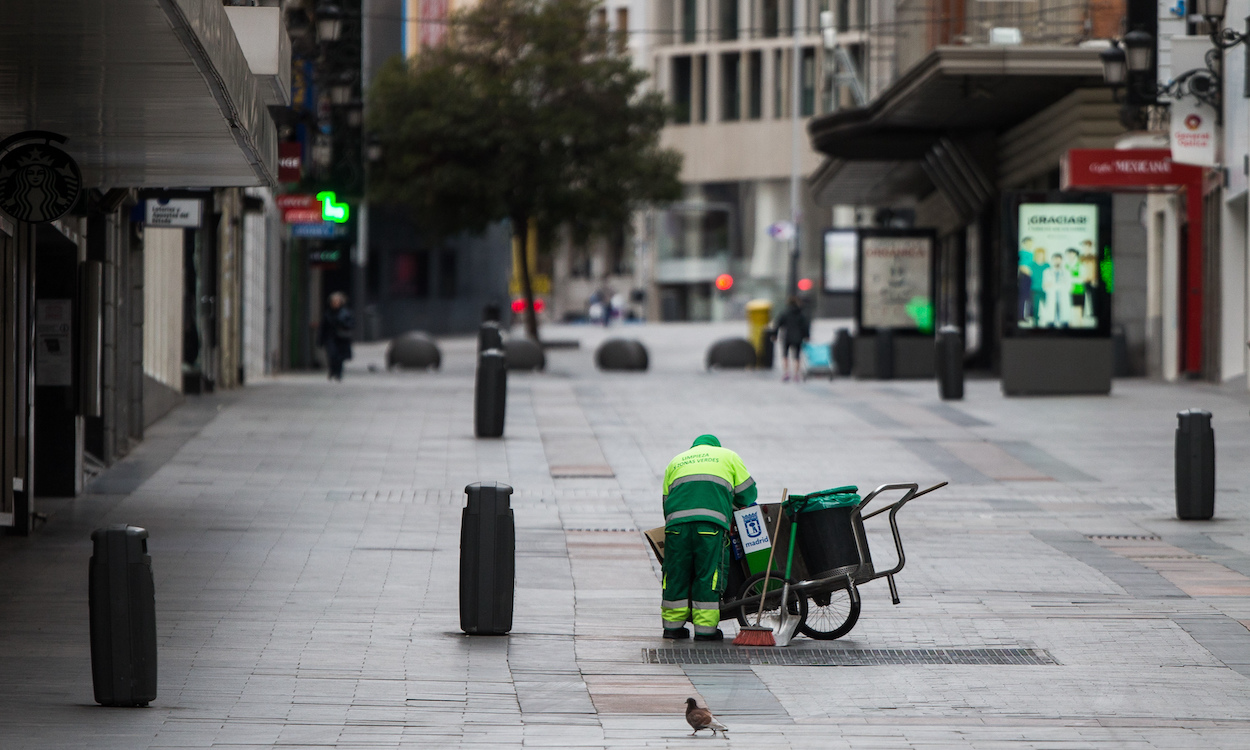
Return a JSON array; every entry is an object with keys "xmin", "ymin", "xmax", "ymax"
[
  {"xmin": 1194, "ymin": 0, "xmax": 1227, "ymax": 21},
  {"xmin": 317, "ymin": 3, "xmax": 344, "ymax": 43}
]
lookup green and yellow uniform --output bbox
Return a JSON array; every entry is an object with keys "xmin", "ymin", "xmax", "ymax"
[{"xmin": 661, "ymin": 434, "xmax": 757, "ymax": 637}]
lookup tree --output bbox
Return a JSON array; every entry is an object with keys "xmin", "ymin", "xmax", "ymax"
[{"xmin": 368, "ymin": 0, "xmax": 682, "ymax": 340}]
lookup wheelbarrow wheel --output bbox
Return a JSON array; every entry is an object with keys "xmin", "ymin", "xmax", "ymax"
[
  {"xmin": 798, "ymin": 585, "xmax": 860, "ymax": 640},
  {"xmin": 733, "ymin": 572, "xmax": 808, "ymax": 630}
]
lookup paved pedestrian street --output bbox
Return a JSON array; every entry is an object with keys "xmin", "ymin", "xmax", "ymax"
[{"xmin": 3, "ymin": 323, "xmax": 1250, "ymax": 749}]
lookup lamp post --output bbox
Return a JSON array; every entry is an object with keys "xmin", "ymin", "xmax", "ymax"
[{"xmin": 316, "ymin": 3, "xmax": 344, "ymax": 44}]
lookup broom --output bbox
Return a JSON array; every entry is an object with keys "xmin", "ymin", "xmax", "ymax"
[{"xmin": 733, "ymin": 489, "xmax": 787, "ymax": 647}]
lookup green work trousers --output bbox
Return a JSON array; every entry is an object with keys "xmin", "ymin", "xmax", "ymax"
[{"xmin": 661, "ymin": 521, "xmax": 727, "ymax": 635}]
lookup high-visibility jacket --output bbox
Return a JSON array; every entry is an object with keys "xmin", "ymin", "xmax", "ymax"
[{"xmin": 662, "ymin": 445, "xmax": 757, "ymax": 530}]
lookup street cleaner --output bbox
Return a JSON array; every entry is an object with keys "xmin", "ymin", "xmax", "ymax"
[{"xmin": 660, "ymin": 435, "xmax": 757, "ymax": 641}]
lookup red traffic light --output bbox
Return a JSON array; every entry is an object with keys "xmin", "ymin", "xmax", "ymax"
[
  {"xmin": 797, "ymin": 278, "xmax": 813, "ymax": 292},
  {"xmin": 511, "ymin": 298, "xmax": 547, "ymax": 312},
  {"xmin": 511, "ymin": 298, "xmax": 525, "ymax": 313},
  {"xmin": 715, "ymin": 273, "xmax": 734, "ymax": 291}
]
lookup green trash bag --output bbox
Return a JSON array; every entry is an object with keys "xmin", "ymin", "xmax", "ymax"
[{"xmin": 787, "ymin": 486, "xmax": 861, "ymax": 514}]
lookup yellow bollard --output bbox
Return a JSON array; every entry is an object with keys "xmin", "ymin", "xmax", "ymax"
[{"xmin": 745, "ymin": 299, "xmax": 773, "ymax": 361}]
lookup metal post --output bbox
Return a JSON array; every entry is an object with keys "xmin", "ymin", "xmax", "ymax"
[{"xmin": 788, "ymin": 0, "xmax": 802, "ymax": 296}]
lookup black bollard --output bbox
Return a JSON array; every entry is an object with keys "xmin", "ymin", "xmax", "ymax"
[
  {"xmin": 832, "ymin": 329, "xmax": 853, "ymax": 376},
  {"xmin": 1175, "ymin": 410, "xmax": 1215, "ymax": 520},
  {"xmin": 758, "ymin": 327, "xmax": 777, "ymax": 370},
  {"xmin": 89, "ymin": 525, "xmax": 158, "ymax": 707},
  {"xmin": 479, "ymin": 321, "xmax": 503, "ymax": 352},
  {"xmin": 876, "ymin": 329, "xmax": 895, "ymax": 380},
  {"xmin": 460, "ymin": 482, "xmax": 515, "ymax": 634},
  {"xmin": 936, "ymin": 325, "xmax": 964, "ymax": 400},
  {"xmin": 475, "ymin": 349, "xmax": 507, "ymax": 438}
]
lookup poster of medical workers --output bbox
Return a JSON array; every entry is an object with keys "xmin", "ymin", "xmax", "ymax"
[{"xmin": 1005, "ymin": 193, "xmax": 1112, "ymax": 337}]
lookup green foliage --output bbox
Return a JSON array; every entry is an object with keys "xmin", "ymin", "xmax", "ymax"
[{"xmin": 367, "ymin": 0, "xmax": 683, "ymax": 243}]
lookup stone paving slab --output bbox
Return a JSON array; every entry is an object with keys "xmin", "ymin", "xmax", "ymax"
[{"xmin": 2, "ymin": 322, "xmax": 1250, "ymax": 748}]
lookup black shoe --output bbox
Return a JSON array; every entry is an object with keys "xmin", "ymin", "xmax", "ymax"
[
  {"xmin": 694, "ymin": 629, "xmax": 724, "ymax": 642},
  {"xmin": 662, "ymin": 627, "xmax": 690, "ymax": 640}
]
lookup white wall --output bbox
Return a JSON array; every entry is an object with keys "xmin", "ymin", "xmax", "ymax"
[
  {"xmin": 142, "ymin": 227, "xmax": 183, "ymax": 390},
  {"xmin": 1224, "ymin": 0, "xmax": 1250, "ymax": 385}
]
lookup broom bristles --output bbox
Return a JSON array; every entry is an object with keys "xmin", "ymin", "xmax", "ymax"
[{"xmin": 732, "ymin": 626, "xmax": 776, "ymax": 647}]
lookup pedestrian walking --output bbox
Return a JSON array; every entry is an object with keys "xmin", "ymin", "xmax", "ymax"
[
  {"xmin": 318, "ymin": 291, "xmax": 354, "ymax": 381},
  {"xmin": 774, "ymin": 296, "xmax": 810, "ymax": 382},
  {"xmin": 660, "ymin": 434, "xmax": 757, "ymax": 641}
]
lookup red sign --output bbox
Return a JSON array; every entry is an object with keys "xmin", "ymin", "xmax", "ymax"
[
  {"xmin": 277, "ymin": 194, "xmax": 321, "ymax": 224},
  {"xmin": 279, "ymin": 143, "xmax": 302, "ymax": 182},
  {"xmin": 1062, "ymin": 149, "xmax": 1202, "ymax": 190}
]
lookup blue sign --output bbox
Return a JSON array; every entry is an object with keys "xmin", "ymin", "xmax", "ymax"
[{"xmin": 290, "ymin": 223, "xmax": 347, "ymax": 239}]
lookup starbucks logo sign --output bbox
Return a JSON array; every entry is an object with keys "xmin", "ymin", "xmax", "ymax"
[{"xmin": 0, "ymin": 132, "xmax": 82, "ymax": 224}]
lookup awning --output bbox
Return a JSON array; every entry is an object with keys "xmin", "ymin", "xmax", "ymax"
[
  {"xmin": 808, "ymin": 45, "xmax": 1106, "ymax": 212},
  {"xmin": 0, "ymin": 0, "xmax": 277, "ymax": 188}
]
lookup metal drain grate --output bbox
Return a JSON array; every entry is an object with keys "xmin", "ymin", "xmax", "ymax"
[
  {"xmin": 1087, "ymin": 534, "xmax": 1161, "ymax": 541},
  {"xmin": 644, "ymin": 647, "xmax": 1057, "ymax": 666}
]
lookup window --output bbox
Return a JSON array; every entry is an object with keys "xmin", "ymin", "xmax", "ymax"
[
  {"xmin": 719, "ymin": 0, "xmax": 738, "ymax": 40},
  {"xmin": 837, "ymin": 0, "xmax": 848, "ymax": 31},
  {"xmin": 437, "ymin": 249, "xmax": 457, "ymax": 298},
  {"xmin": 721, "ymin": 53, "xmax": 741, "ymax": 121},
  {"xmin": 616, "ymin": 7, "xmax": 629, "ymax": 50},
  {"xmin": 683, "ymin": 0, "xmax": 697, "ymax": 42},
  {"xmin": 763, "ymin": 0, "xmax": 779, "ymax": 37},
  {"xmin": 697, "ymin": 55, "xmax": 708, "ymax": 123},
  {"xmin": 747, "ymin": 50, "xmax": 762, "ymax": 119},
  {"xmin": 773, "ymin": 49, "xmax": 784, "ymax": 118},
  {"xmin": 391, "ymin": 251, "xmax": 429, "ymax": 298},
  {"xmin": 672, "ymin": 56, "xmax": 693, "ymax": 124},
  {"xmin": 855, "ymin": 0, "xmax": 866, "ymax": 29},
  {"xmin": 595, "ymin": 8, "xmax": 608, "ymax": 32},
  {"xmin": 801, "ymin": 47, "xmax": 815, "ymax": 116}
]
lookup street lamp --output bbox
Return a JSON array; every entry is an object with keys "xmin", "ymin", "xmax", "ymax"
[
  {"xmin": 1098, "ymin": 42, "xmax": 1127, "ymax": 86},
  {"xmin": 317, "ymin": 4, "xmax": 344, "ymax": 44},
  {"xmin": 1194, "ymin": 0, "xmax": 1227, "ymax": 20},
  {"xmin": 1122, "ymin": 30, "xmax": 1154, "ymax": 73}
]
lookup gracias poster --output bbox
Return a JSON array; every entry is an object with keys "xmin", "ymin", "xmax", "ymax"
[{"xmin": 1015, "ymin": 203, "xmax": 1100, "ymax": 330}]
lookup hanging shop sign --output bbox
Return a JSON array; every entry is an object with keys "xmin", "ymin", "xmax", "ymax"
[
  {"xmin": 856, "ymin": 230, "xmax": 935, "ymax": 333},
  {"xmin": 278, "ymin": 142, "xmax": 303, "ymax": 182},
  {"xmin": 278, "ymin": 192, "xmax": 349, "ymax": 224},
  {"xmin": 145, "ymin": 198, "xmax": 202, "ymax": 227},
  {"xmin": 0, "ymin": 131, "xmax": 82, "ymax": 224},
  {"xmin": 308, "ymin": 248, "xmax": 344, "ymax": 264},
  {"xmin": 290, "ymin": 223, "xmax": 348, "ymax": 239},
  {"xmin": 1169, "ymin": 98, "xmax": 1216, "ymax": 167}
]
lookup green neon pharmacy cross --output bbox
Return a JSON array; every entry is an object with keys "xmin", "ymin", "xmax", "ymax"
[{"xmin": 316, "ymin": 191, "xmax": 349, "ymax": 223}]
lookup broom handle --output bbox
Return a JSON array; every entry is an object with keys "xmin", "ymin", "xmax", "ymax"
[{"xmin": 753, "ymin": 488, "xmax": 788, "ymax": 626}]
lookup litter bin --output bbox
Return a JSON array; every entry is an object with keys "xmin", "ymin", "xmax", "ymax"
[
  {"xmin": 832, "ymin": 328, "xmax": 853, "ymax": 376},
  {"xmin": 788, "ymin": 488, "xmax": 863, "ymax": 579},
  {"xmin": 745, "ymin": 299, "xmax": 773, "ymax": 363},
  {"xmin": 1175, "ymin": 409, "xmax": 1215, "ymax": 520},
  {"xmin": 758, "ymin": 327, "xmax": 777, "ymax": 370},
  {"xmin": 89, "ymin": 525, "xmax": 158, "ymax": 707},
  {"xmin": 460, "ymin": 482, "xmax": 515, "ymax": 634}
]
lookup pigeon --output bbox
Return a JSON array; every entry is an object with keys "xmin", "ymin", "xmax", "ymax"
[{"xmin": 685, "ymin": 697, "xmax": 729, "ymax": 737}]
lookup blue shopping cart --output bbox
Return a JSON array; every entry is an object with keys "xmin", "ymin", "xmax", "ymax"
[{"xmin": 801, "ymin": 341, "xmax": 834, "ymax": 381}]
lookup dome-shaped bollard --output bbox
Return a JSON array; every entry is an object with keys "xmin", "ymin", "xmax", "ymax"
[
  {"xmin": 386, "ymin": 331, "xmax": 442, "ymax": 370},
  {"xmin": 504, "ymin": 338, "xmax": 545, "ymax": 371},
  {"xmin": 595, "ymin": 338, "xmax": 649, "ymax": 371},
  {"xmin": 706, "ymin": 337, "xmax": 757, "ymax": 370}
]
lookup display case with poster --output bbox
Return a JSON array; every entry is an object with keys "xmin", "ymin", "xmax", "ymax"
[
  {"xmin": 1000, "ymin": 191, "xmax": 1114, "ymax": 395},
  {"xmin": 855, "ymin": 229, "xmax": 937, "ymax": 334},
  {"xmin": 822, "ymin": 229, "xmax": 857, "ymax": 293},
  {"xmin": 1002, "ymin": 192, "xmax": 1113, "ymax": 338}
]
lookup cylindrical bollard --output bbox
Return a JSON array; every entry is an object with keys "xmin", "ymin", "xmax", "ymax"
[
  {"xmin": 479, "ymin": 322, "xmax": 503, "ymax": 352},
  {"xmin": 1175, "ymin": 410, "xmax": 1215, "ymax": 520},
  {"xmin": 475, "ymin": 349, "xmax": 507, "ymax": 438},
  {"xmin": 936, "ymin": 325, "xmax": 964, "ymax": 400},
  {"xmin": 483, "ymin": 302, "xmax": 502, "ymax": 323},
  {"xmin": 758, "ymin": 327, "xmax": 777, "ymax": 370},
  {"xmin": 460, "ymin": 482, "xmax": 515, "ymax": 634},
  {"xmin": 876, "ymin": 329, "xmax": 895, "ymax": 380},
  {"xmin": 832, "ymin": 329, "xmax": 853, "ymax": 376},
  {"xmin": 89, "ymin": 525, "xmax": 158, "ymax": 707}
]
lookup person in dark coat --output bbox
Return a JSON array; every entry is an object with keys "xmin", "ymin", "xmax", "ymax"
[
  {"xmin": 318, "ymin": 292, "xmax": 354, "ymax": 381},
  {"xmin": 774, "ymin": 296, "xmax": 810, "ymax": 382}
]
